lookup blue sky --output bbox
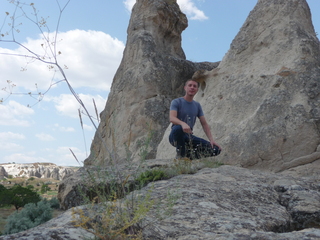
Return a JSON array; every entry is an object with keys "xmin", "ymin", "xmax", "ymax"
[{"xmin": 0, "ymin": 0, "xmax": 319, "ymax": 166}]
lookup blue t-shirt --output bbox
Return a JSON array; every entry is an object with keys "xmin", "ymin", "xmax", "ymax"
[{"xmin": 170, "ymin": 97, "xmax": 204, "ymax": 129}]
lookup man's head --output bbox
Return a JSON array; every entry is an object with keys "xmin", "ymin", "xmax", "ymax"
[
  {"xmin": 184, "ymin": 79, "xmax": 199, "ymax": 97},
  {"xmin": 185, "ymin": 79, "xmax": 199, "ymax": 88}
]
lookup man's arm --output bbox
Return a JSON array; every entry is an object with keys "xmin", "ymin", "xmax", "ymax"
[
  {"xmin": 199, "ymin": 116, "xmax": 221, "ymax": 149},
  {"xmin": 170, "ymin": 110, "xmax": 192, "ymax": 134}
]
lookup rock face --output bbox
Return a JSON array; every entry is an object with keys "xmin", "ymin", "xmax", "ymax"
[
  {"xmin": 157, "ymin": 0, "xmax": 320, "ymax": 173},
  {"xmin": 4, "ymin": 165, "xmax": 320, "ymax": 239},
  {"xmin": 0, "ymin": 163, "xmax": 75, "ymax": 180},
  {"xmin": 84, "ymin": 0, "xmax": 217, "ymax": 166},
  {"xmin": 0, "ymin": 166, "xmax": 8, "ymax": 179}
]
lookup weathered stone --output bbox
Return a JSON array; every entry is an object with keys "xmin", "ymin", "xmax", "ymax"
[
  {"xmin": 157, "ymin": 0, "xmax": 320, "ymax": 173},
  {"xmin": 41, "ymin": 168, "xmax": 51, "ymax": 179},
  {"xmin": 84, "ymin": 0, "xmax": 217, "ymax": 166},
  {"xmin": 0, "ymin": 166, "xmax": 8, "ymax": 179},
  {"xmin": 58, "ymin": 159, "xmax": 175, "ymax": 210},
  {"xmin": 5, "ymin": 165, "xmax": 320, "ymax": 239},
  {"xmin": 138, "ymin": 165, "xmax": 320, "ymax": 239},
  {"xmin": 50, "ymin": 168, "xmax": 60, "ymax": 180},
  {"xmin": 0, "ymin": 207, "xmax": 95, "ymax": 240}
]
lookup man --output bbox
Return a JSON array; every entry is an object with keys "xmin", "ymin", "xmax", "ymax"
[{"xmin": 169, "ymin": 79, "xmax": 221, "ymax": 159}]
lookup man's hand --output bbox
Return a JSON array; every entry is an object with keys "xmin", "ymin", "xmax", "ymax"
[
  {"xmin": 210, "ymin": 140, "xmax": 222, "ymax": 150},
  {"xmin": 181, "ymin": 122, "xmax": 192, "ymax": 134}
]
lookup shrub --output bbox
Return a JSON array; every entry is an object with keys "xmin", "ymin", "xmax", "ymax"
[
  {"xmin": 136, "ymin": 169, "xmax": 169, "ymax": 186},
  {"xmin": 0, "ymin": 185, "xmax": 41, "ymax": 210},
  {"xmin": 48, "ymin": 197, "xmax": 60, "ymax": 209},
  {"xmin": 26, "ymin": 185, "xmax": 34, "ymax": 190},
  {"xmin": 0, "ymin": 184, "xmax": 6, "ymax": 193},
  {"xmin": 40, "ymin": 184, "xmax": 51, "ymax": 194},
  {"xmin": 3, "ymin": 200, "xmax": 53, "ymax": 235}
]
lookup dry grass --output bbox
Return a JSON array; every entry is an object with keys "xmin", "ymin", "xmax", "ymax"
[{"xmin": 0, "ymin": 206, "xmax": 15, "ymax": 234}]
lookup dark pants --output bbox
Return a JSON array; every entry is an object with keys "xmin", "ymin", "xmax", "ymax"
[{"xmin": 169, "ymin": 125, "xmax": 221, "ymax": 159}]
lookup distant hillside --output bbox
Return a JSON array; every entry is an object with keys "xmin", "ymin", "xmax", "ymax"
[{"xmin": 0, "ymin": 162, "xmax": 77, "ymax": 180}]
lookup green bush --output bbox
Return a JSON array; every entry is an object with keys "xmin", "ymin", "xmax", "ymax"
[
  {"xmin": 3, "ymin": 200, "xmax": 53, "ymax": 235},
  {"xmin": 136, "ymin": 169, "xmax": 169, "ymax": 186},
  {"xmin": 26, "ymin": 185, "xmax": 34, "ymax": 190},
  {"xmin": 0, "ymin": 184, "xmax": 6, "ymax": 193},
  {"xmin": 48, "ymin": 197, "xmax": 60, "ymax": 209},
  {"xmin": 40, "ymin": 184, "xmax": 51, "ymax": 194},
  {"xmin": 0, "ymin": 185, "xmax": 41, "ymax": 210}
]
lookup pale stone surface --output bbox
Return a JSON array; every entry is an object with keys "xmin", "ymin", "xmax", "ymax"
[
  {"xmin": 84, "ymin": 0, "xmax": 218, "ymax": 166},
  {"xmin": 0, "ymin": 163, "xmax": 75, "ymax": 180},
  {"xmin": 157, "ymin": 0, "xmax": 320, "ymax": 173},
  {"xmin": 4, "ymin": 165, "xmax": 320, "ymax": 239}
]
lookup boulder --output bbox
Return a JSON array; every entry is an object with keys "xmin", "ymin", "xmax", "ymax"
[
  {"xmin": 84, "ymin": 0, "xmax": 218, "ymax": 167},
  {"xmin": 4, "ymin": 165, "xmax": 320, "ymax": 239},
  {"xmin": 58, "ymin": 159, "xmax": 174, "ymax": 210},
  {"xmin": 157, "ymin": 0, "xmax": 320, "ymax": 173}
]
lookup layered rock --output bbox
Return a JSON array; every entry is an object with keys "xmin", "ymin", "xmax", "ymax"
[
  {"xmin": 0, "ymin": 163, "xmax": 75, "ymax": 180},
  {"xmin": 4, "ymin": 165, "xmax": 320, "ymax": 239},
  {"xmin": 84, "ymin": 0, "xmax": 217, "ymax": 166},
  {"xmin": 157, "ymin": 0, "xmax": 320, "ymax": 173}
]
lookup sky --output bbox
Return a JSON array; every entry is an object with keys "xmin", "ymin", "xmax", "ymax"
[{"xmin": 0, "ymin": 0, "xmax": 319, "ymax": 167}]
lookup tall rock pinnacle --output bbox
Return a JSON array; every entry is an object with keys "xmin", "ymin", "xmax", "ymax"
[
  {"xmin": 158, "ymin": 0, "xmax": 320, "ymax": 173},
  {"xmin": 85, "ymin": 0, "xmax": 216, "ymax": 166}
]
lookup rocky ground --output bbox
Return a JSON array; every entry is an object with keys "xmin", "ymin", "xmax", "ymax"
[{"xmin": 1, "ymin": 163, "xmax": 320, "ymax": 240}]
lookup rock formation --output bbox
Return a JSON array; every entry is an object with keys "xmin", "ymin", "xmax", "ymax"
[
  {"xmin": 157, "ymin": 0, "xmax": 320, "ymax": 173},
  {"xmin": 4, "ymin": 165, "xmax": 320, "ymax": 239},
  {"xmin": 4, "ymin": 0, "xmax": 320, "ymax": 239},
  {"xmin": 0, "ymin": 163, "xmax": 75, "ymax": 180},
  {"xmin": 0, "ymin": 166, "xmax": 8, "ymax": 179},
  {"xmin": 84, "ymin": 0, "xmax": 218, "ymax": 166},
  {"xmin": 42, "ymin": 168, "xmax": 51, "ymax": 179}
]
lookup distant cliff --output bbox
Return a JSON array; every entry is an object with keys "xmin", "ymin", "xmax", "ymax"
[{"xmin": 0, "ymin": 163, "xmax": 76, "ymax": 180}]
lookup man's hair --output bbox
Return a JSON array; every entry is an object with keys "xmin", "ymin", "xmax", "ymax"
[{"xmin": 185, "ymin": 79, "xmax": 199, "ymax": 88}]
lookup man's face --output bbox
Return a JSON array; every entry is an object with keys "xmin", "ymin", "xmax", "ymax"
[{"xmin": 184, "ymin": 81, "xmax": 199, "ymax": 96}]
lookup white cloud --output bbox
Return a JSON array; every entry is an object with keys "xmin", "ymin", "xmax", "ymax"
[
  {"xmin": 0, "ymin": 30, "xmax": 124, "ymax": 92},
  {"xmin": 51, "ymin": 93, "xmax": 106, "ymax": 121},
  {"xmin": 3, "ymin": 153, "xmax": 48, "ymax": 164},
  {"xmin": 35, "ymin": 133, "xmax": 55, "ymax": 141},
  {"xmin": 0, "ymin": 132, "xmax": 25, "ymax": 151},
  {"xmin": 0, "ymin": 100, "xmax": 34, "ymax": 126},
  {"xmin": 56, "ymin": 147, "xmax": 86, "ymax": 166},
  {"xmin": 53, "ymin": 124, "xmax": 75, "ymax": 132},
  {"xmin": 124, "ymin": 0, "xmax": 136, "ymax": 12},
  {"xmin": 55, "ymin": 30, "xmax": 124, "ymax": 91},
  {"xmin": 83, "ymin": 123, "xmax": 94, "ymax": 131},
  {"xmin": 178, "ymin": 0, "xmax": 208, "ymax": 20},
  {"xmin": 0, "ymin": 142, "xmax": 24, "ymax": 151},
  {"xmin": 0, "ymin": 132, "xmax": 25, "ymax": 140},
  {"xmin": 123, "ymin": 0, "xmax": 208, "ymax": 20}
]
